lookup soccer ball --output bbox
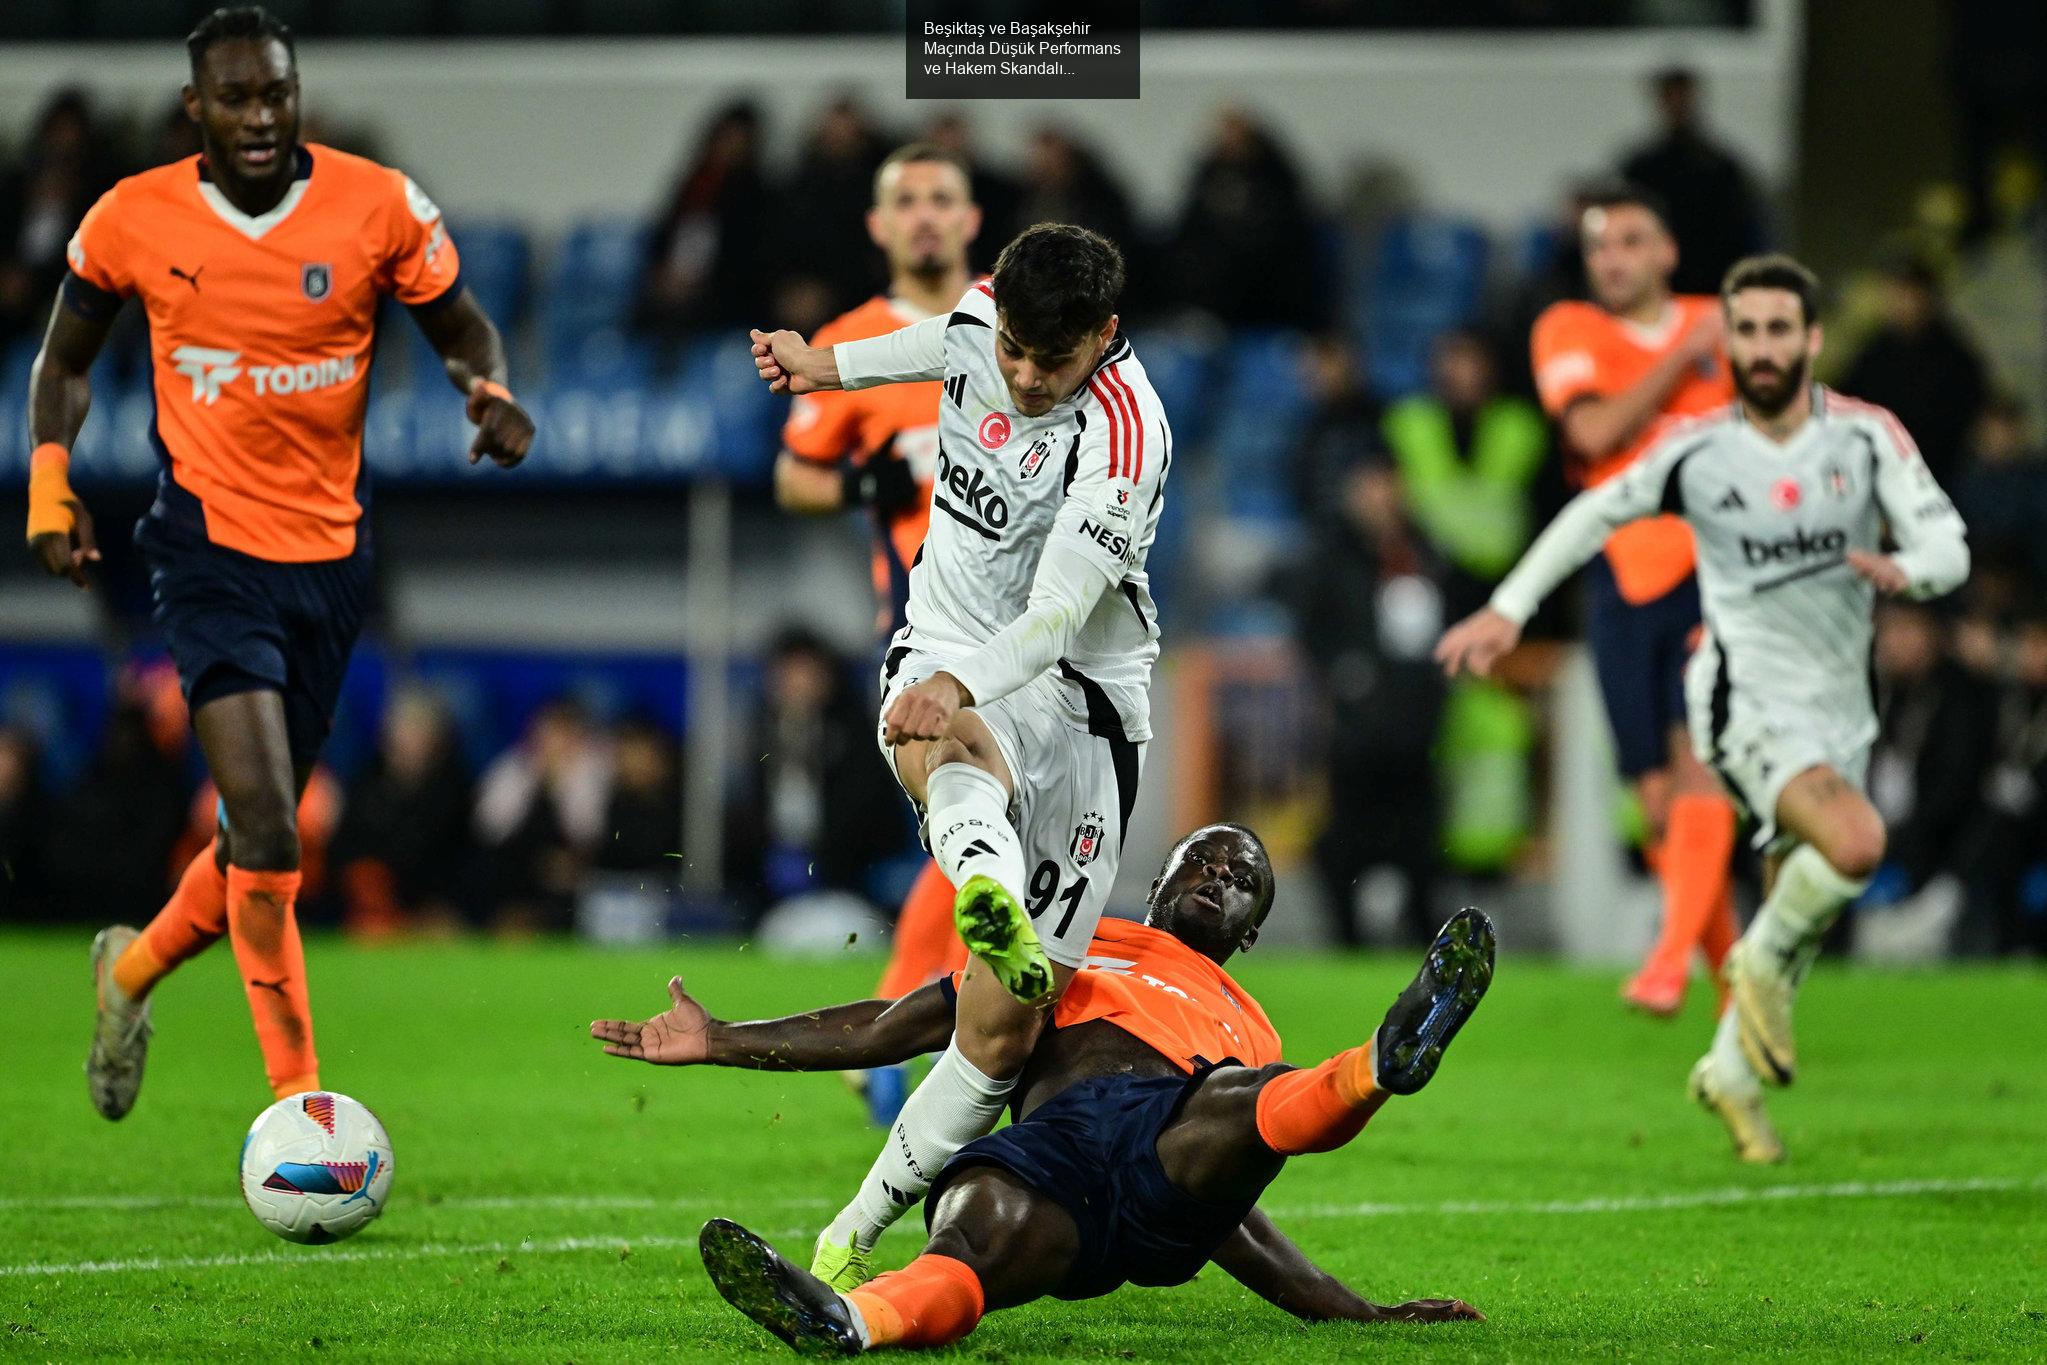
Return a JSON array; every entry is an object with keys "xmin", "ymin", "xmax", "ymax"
[{"xmin": 239, "ymin": 1091, "xmax": 395, "ymax": 1244}]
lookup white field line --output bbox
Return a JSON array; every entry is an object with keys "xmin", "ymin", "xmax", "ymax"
[
  {"xmin": 0, "ymin": 1194, "xmax": 835, "ymax": 1212},
  {"xmin": 1276, "ymin": 1174, "xmax": 2047, "ymax": 1220},
  {"xmin": 2, "ymin": 1176, "xmax": 2040, "ymax": 1279}
]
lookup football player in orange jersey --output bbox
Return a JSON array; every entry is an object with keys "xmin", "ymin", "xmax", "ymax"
[
  {"xmin": 774, "ymin": 143, "xmax": 983, "ymax": 1123},
  {"xmin": 25, "ymin": 6, "xmax": 533, "ymax": 1119},
  {"xmin": 1528, "ymin": 183, "xmax": 1739, "ymax": 1016},
  {"xmin": 593, "ymin": 825, "xmax": 1491, "ymax": 1351}
]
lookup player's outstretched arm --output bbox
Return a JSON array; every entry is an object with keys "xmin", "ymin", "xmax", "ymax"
[
  {"xmin": 24, "ymin": 293, "xmax": 115, "ymax": 586},
  {"xmin": 590, "ymin": 977, "xmax": 955, "ymax": 1070},
  {"xmin": 1438, "ymin": 457, "xmax": 1669, "ymax": 677},
  {"xmin": 1211, "ymin": 1209, "xmax": 1483, "ymax": 1324},
  {"xmin": 750, "ymin": 329, "xmax": 843, "ymax": 395},
  {"xmin": 764, "ymin": 311, "xmax": 950, "ymax": 396},
  {"xmin": 409, "ymin": 288, "xmax": 534, "ymax": 469}
]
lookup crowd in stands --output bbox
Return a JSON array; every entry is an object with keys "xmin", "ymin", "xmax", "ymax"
[
  {"xmin": 2, "ymin": 69, "xmax": 2044, "ymax": 956},
  {"xmin": 0, "ymin": 629, "xmax": 911, "ymax": 937}
]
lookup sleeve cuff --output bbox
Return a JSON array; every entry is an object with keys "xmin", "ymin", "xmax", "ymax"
[
  {"xmin": 406, "ymin": 271, "xmax": 466, "ymax": 314},
  {"xmin": 60, "ymin": 272, "xmax": 124, "ymax": 323},
  {"xmin": 1489, "ymin": 586, "xmax": 1536, "ymax": 626}
]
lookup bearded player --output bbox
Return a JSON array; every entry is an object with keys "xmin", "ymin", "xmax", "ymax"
[
  {"xmin": 593, "ymin": 825, "xmax": 1491, "ymax": 1352},
  {"xmin": 31, "ymin": 6, "xmax": 533, "ymax": 1117},
  {"xmin": 774, "ymin": 143, "xmax": 983, "ymax": 1123},
  {"xmin": 752, "ymin": 223, "xmax": 1169, "ymax": 1288},
  {"xmin": 1441, "ymin": 255, "xmax": 1968, "ymax": 1161},
  {"xmin": 1529, "ymin": 182, "xmax": 1741, "ymax": 1016}
]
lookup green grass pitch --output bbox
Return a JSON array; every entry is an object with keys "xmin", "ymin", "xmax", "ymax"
[{"xmin": 2, "ymin": 929, "xmax": 2043, "ymax": 1361}]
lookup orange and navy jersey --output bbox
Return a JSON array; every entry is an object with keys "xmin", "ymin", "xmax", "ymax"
[
  {"xmin": 951, "ymin": 917, "xmax": 1282, "ymax": 1073},
  {"xmin": 782, "ymin": 295, "xmax": 940, "ymax": 629},
  {"xmin": 1530, "ymin": 295, "xmax": 1734, "ymax": 604},
  {"xmin": 64, "ymin": 144, "xmax": 462, "ymax": 563}
]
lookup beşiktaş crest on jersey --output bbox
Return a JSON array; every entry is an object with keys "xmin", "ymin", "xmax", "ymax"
[
  {"xmin": 1017, "ymin": 435, "xmax": 1054, "ymax": 480},
  {"xmin": 301, "ymin": 262, "xmax": 332, "ymax": 302},
  {"xmin": 1070, "ymin": 812, "xmax": 1106, "ymax": 867}
]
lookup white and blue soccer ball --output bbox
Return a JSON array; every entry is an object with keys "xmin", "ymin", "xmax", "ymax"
[{"xmin": 239, "ymin": 1091, "xmax": 394, "ymax": 1244}]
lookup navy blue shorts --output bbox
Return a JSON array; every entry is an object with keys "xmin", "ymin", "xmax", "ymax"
[
  {"xmin": 926, "ymin": 1069, "xmax": 1254, "ymax": 1301},
  {"xmin": 136, "ymin": 513, "xmax": 372, "ymax": 768},
  {"xmin": 1584, "ymin": 555, "xmax": 1700, "ymax": 780}
]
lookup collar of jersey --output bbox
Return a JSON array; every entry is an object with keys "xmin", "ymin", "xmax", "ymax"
[
  {"xmin": 194, "ymin": 145, "xmax": 315, "ymax": 241},
  {"xmin": 1084, "ymin": 324, "xmax": 1133, "ymax": 382}
]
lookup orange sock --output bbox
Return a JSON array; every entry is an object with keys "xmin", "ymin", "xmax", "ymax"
[
  {"xmin": 1254, "ymin": 1044, "xmax": 1386, "ymax": 1155},
  {"xmin": 875, "ymin": 860, "xmax": 967, "ymax": 1000},
  {"xmin": 114, "ymin": 840, "xmax": 229, "ymax": 999},
  {"xmin": 1702, "ymin": 885, "xmax": 1739, "ymax": 1008},
  {"xmin": 226, "ymin": 867, "xmax": 319, "ymax": 1099},
  {"xmin": 844, "ymin": 1253, "xmax": 985, "ymax": 1349},
  {"xmin": 1637, "ymin": 794, "xmax": 1737, "ymax": 986}
]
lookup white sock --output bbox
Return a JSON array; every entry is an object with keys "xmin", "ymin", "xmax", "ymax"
[
  {"xmin": 1708, "ymin": 1003, "xmax": 1760, "ymax": 1096},
  {"xmin": 825, "ymin": 1041, "xmax": 1016, "ymax": 1250},
  {"xmin": 1749, "ymin": 843, "xmax": 1872, "ymax": 972},
  {"xmin": 926, "ymin": 763, "xmax": 1025, "ymax": 905},
  {"xmin": 837, "ymin": 1293, "xmax": 873, "ymax": 1350}
]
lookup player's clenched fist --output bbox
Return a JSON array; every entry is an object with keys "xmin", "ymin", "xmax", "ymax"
[
  {"xmin": 749, "ymin": 328, "xmax": 841, "ymax": 395},
  {"xmin": 883, "ymin": 672, "xmax": 973, "ymax": 746},
  {"xmin": 1434, "ymin": 606, "xmax": 1522, "ymax": 679},
  {"xmin": 1845, "ymin": 549, "xmax": 1909, "ymax": 595},
  {"xmin": 465, "ymin": 379, "xmax": 535, "ymax": 468}
]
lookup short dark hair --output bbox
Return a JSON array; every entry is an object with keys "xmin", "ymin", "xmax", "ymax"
[
  {"xmin": 872, "ymin": 142, "xmax": 973, "ymax": 205},
  {"xmin": 1720, "ymin": 253, "xmax": 1822, "ymax": 327},
  {"xmin": 989, "ymin": 223, "xmax": 1124, "ymax": 357},
  {"xmin": 1579, "ymin": 178, "xmax": 1673, "ymax": 234},
  {"xmin": 187, "ymin": 6, "xmax": 295, "ymax": 80}
]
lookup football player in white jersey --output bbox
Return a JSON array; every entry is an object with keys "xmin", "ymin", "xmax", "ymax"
[
  {"xmin": 1435, "ymin": 255, "xmax": 1969, "ymax": 1162},
  {"xmin": 750, "ymin": 223, "xmax": 1172, "ymax": 1284}
]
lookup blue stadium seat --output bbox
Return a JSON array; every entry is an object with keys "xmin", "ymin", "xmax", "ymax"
[
  {"xmin": 677, "ymin": 336, "xmax": 779, "ymax": 484},
  {"xmin": 1207, "ymin": 329, "xmax": 1313, "ymax": 527},
  {"xmin": 541, "ymin": 218, "xmax": 652, "ymax": 386},
  {"xmin": 1350, "ymin": 215, "xmax": 1493, "ymax": 399},
  {"xmin": 1517, "ymin": 221, "xmax": 1564, "ymax": 282},
  {"xmin": 1134, "ymin": 328, "xmax": 1219, "ymax": 450},
  {"xmin": 402, "ymin": 220, "xmax": 530, "ymax": 387}
]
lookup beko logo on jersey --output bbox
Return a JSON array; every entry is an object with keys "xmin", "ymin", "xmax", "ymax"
[
  {"xmin": 1741, "ymin": 526, "xmax": 1846, "ymax": 566},
  {"xmin": 170, "ymin": 346, "xmax": 357, "ymax": 405},
  {"xmin": 934, "ymin": 447, "xmax": 1010, "ymax": 535}
]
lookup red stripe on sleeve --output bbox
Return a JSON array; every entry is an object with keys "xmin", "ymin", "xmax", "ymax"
[
  {"xmin": 1104, "ymin": 365, "xmax": 1144, "ymax": 483},
  {"xmin": 1088, "ymin": 377, "xmax": 1123, "ymax": 479}
]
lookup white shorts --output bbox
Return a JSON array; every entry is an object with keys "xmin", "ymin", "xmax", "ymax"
[
  {"xmin": 878, "ymin": 644, "xmax": 1145, "ymax": 968},
  {"xmin": 1686, "ymin": 663, "xmax": 1873, "ymax": 855}
]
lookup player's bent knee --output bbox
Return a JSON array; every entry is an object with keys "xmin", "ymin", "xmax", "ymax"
[
  {"xmin": 220, "ymin": 802, "xmax": 300, "ymax": 872},
  {"xmin": 955, "ymin": 1011, "xmax": 1044, "ymax": 1078},
  {"xmin": 1820, "ymin": 817, "xmax": 1886, "ymax": 882},
  {"xmin": 924, "ymin": 735, "xmax": 999, "ymax": 783},
  {"xmin": 926, "ymin": 1170, "xmax": 1078, "ymax": 1309}
]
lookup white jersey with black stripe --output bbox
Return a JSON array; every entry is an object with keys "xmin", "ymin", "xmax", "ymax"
[
  {"xmin": 1491, "ymin": 387, "xmax": 1970, "ymax": 748},
  {"xmin": 838, "ymin": 282, "xmax": 1171, "ymax": 741}
]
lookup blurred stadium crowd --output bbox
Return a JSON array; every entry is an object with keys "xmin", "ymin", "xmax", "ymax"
[{"xmin": 1, "ymin": 63, "xmax": 2044, "ymax": 955}]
